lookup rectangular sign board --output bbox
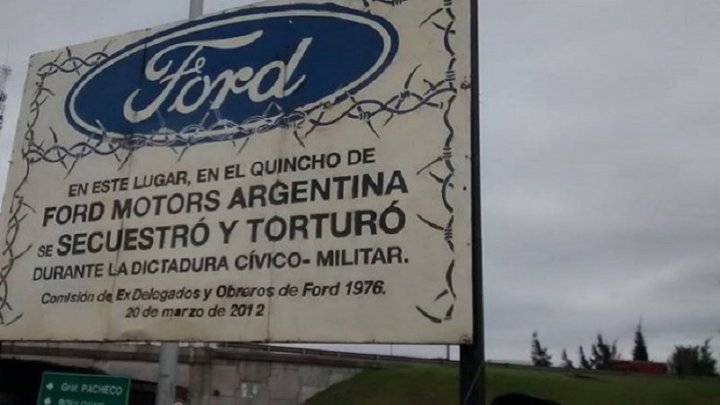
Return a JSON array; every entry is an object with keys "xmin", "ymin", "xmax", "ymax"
[
  {"xmin": 37, "ymin": 372, "xmax": 130, "ymax": 405},
  {"xmin": 0, "ymin": 0, "xmax": 474, "ymax": 343}
]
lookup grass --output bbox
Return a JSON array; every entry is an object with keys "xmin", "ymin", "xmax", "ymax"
[{"xmin": 306, "ymin": 364, "xmax": 720, "ymax": 405}]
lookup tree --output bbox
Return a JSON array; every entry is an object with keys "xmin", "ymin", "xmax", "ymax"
[
  {"xmin": 531, "ymin": 331, "xmax": 552, "ymax": 367},
  {"xmin": 590, "ymin": 333, "xmax": 620, "ymax": 369},
  {"xmin": 670, "ymin": 339, "xmax": 718, "ymax": 376},
  {"xmin": 669, "ymin": 346, "xmax": 696, "ymax": 376},
  {"xmin": 632, "ymin": 321, "xmax": 649, "ymax": 361},
  {"xmin": 561, "ymin": 348, "xmax": 574, "ymax": 369},
  {"xmin": 699, "ymin": 339, "xmax": 717, "ymax": 375},
  {"xmin": 578, "ymin": 346, "xmax": 592, "ymax": 369}
]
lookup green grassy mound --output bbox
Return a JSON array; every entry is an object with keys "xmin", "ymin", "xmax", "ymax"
[{"xmin": 306, "ymin": 364, "xmax": 720, "ymax": 405}]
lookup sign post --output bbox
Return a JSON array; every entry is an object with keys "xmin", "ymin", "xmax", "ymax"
[
  {"xmin": 155, "ymin": 341, "xmax": 179, "ymax": 405},
  {"xmin": 37, "ymin": 372, "xmax": 130, "ymax": 405},
  {"xmin": 154, "ymin": 4, "xmax": 205, "ymax": 405},
  {"xmin": 460, "ymin": 0, "xmax": 484, "ymax": 403}
]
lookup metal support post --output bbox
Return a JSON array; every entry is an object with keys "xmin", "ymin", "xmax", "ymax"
[
  {"xmin": 155, "ymin": 3, "xmax": 203, "ymax": 405},
  {"xmin": 155, "ymin": 343, "xmax": 180, "ymax": 405},
  {"xmin": 189, "ymin": 0, "xmax": 204, "ymax": 19},
  {"xmin": 459, "ymin": 0, "xmax": 485, "ymax": 403}
]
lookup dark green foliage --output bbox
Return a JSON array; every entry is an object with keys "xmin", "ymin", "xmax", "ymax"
[
  {"xmin": 632, "ymin": 322, "xmax": 649, "ymax": 361},
  {"xmin": 561, "ymin": 348, "xmax": 574, "ymax": 369},
  {"xmin": 578, "ymin": 346, "xmax": 592, "ymax": 369},
  {"xmin": 669, "ymin": 339, "xmax": 717, "ymax": 377},
  {"xmin": 699, "ymin": 340, "xmax": 717, "ymax": 375},
  {"xmin": 531, "ymin": 331, "xmax": 552, "ymax": 367},
  {"xmin": 590, "ymin": 334, "xmax": 621, "ymax": 370}
]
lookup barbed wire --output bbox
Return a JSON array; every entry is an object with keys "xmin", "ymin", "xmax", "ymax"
[
  {"xmin": 340, "ymin": 0, "xmax": 463, "ymax": 325},
  {"xmin": 0, "ymin": 46, "xmax": 111, "ymax": 326},
  {"xmin": 411, "ymin": 0, "xmax": 461, "ymax": 325}
]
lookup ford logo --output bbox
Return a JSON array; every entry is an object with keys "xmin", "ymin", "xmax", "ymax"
[{"xmin": 66, "ymin": 4, "xmax": 398, "ymax": 147}]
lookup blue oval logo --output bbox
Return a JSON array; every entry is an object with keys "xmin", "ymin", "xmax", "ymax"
[{"xmin": 66, "ymin": 4, "xmax": 398, "ymax": 147}]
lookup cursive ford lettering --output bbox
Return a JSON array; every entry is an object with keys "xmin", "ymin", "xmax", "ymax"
[{"xmin": 122, "ymin": 31, "xmax": 313, "ymax": 123}]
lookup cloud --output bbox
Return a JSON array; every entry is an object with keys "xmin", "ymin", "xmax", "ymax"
[{"xmin": 480, "ymin": 0, "xmax": 720, "ymax": 362}]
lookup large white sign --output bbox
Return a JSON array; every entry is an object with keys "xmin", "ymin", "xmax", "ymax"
[{"xmin": 0, "ymin": 0, "xmax": 474, "ymax": 343}]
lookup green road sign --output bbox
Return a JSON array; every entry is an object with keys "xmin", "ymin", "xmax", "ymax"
[{"xmin": 37, "ymin": 372, "xmax": 130, "ymax": 405}]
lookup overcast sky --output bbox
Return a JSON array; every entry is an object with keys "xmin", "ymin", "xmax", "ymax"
[{"xmin": 1, "ymin": 0, "xmax": 720, "ymax": 365}]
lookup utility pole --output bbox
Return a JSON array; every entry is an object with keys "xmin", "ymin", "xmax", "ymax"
[
  {"xmin": 155, "ymin": 4, "xmax": 203, "ymax": 404},
  {"xmin": 0, "ymin": 63, "xmax": 9, "ymax": 369},
  {"xmin": 0, "ymin": 65, "xmax": 10, "ymax": 134},
  {"xmin": 189, "ymin": 0, "xmax": 204, "ymax": 20}
]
